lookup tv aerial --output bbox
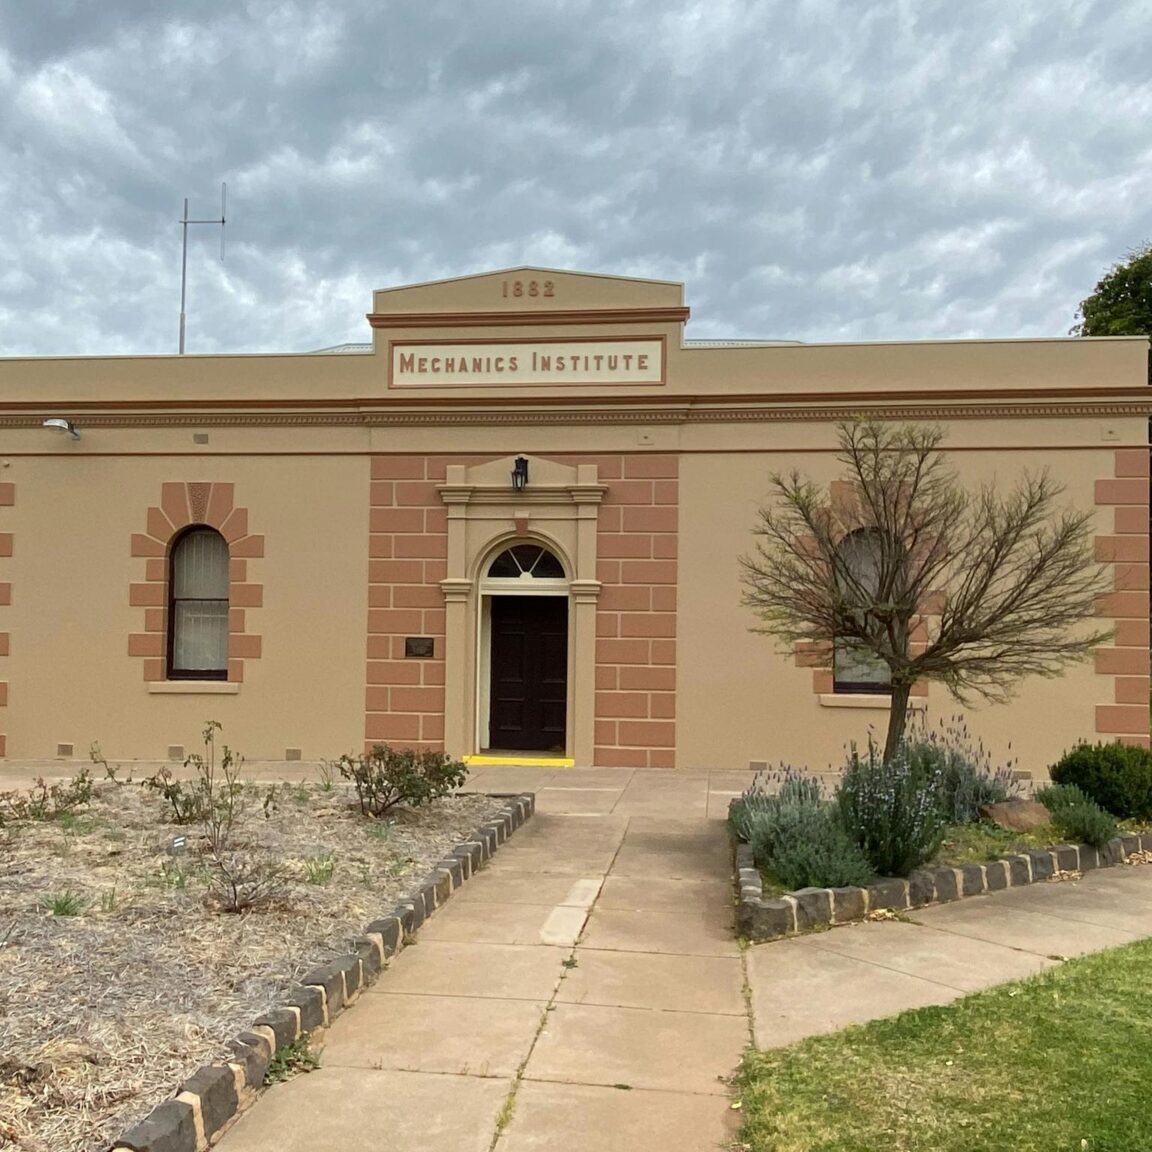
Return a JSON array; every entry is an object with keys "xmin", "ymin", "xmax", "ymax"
[{"xmin": 178, "ymin": 183, "xmax": 226, "ymax": 354}]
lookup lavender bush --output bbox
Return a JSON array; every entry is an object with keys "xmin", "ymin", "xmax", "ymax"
[
  {"xmin": 836, "ymin": 736, "xmax": 948, "ymax": 877},
  {"xmin": 905, "ymin": 715, "xmax": 1019, "ymax": 824},
  {"xmin": 730, "ymin": 766, "xmax": 819, "ymax": 842}
]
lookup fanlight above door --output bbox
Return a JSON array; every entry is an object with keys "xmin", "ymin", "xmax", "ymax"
[{"xmin": 486, "ymin": 545, "xmax": 566, "ymax": 580}]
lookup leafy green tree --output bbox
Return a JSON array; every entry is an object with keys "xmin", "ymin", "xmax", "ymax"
[
  {"xmin": 740, "ymin": 420, "xmax": 1111, "ymax": 762},
  {"xmin": 1073, "ymin": 243, "xmax": 1152, "ymax": 382}
]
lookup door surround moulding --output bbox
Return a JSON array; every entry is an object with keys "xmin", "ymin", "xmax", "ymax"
[{"xmin": 438, "ymin": 456, "xmax": 603, "ymax": 763}]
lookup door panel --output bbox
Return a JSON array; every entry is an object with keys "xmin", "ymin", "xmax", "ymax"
[{"xmin": 488, "ymin": 596, "xmax": 568, "ymax": 752}]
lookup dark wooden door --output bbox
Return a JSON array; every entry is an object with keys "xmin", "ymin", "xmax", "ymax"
[{"xmin": 488, "ymin": 596, "xmax": 568, "ymax": 752}]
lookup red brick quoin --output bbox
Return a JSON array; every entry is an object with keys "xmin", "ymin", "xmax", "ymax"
[
  {"xmin": 583, "ymin": 454, "xmax": 678, "ymax": 769},
  {"xmin": 129, "ymin": 483, "xmax": 264, "ymax": 682},
  {"xmin": 1094, "ymin": 448, "xmax": 1151, "ymax": 747},
  {"xmin": 365, "ymin": 456, "xmax": 463, "ymax": 752}
]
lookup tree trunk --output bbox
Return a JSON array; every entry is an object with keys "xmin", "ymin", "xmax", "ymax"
[{"xmin": 882, "ymin": 681, "xmax": 913, "ymax": 763}]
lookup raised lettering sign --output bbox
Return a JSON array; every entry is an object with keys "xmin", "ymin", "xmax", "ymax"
[{"xmin": 390, "ymin": 340, "xmax": 664, "ymax": 387}]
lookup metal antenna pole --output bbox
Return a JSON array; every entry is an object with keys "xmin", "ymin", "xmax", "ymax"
[{"xmin": 178, "ymin": 183, "xmax": 227, "ymax": 354}]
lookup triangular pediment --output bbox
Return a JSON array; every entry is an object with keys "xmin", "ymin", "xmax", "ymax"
[{"xmin": 371, "ymin": 267, "xmax": 684, "ymax": 316}]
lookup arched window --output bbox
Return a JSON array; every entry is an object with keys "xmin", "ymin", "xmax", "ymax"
[
  {"xmin": 486, "ymin": 544, "xmax": 566, "ymax": 580},
  {"xmin": 168, "ymin": 527, "xmax": 230, "ymax": 679},
  {"xmin": 833, "ymin": 528, "xmax": 892, "ymax": 693}
]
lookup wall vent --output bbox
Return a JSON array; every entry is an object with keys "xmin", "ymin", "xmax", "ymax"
[
  {"xmin": 285, "ymin": 747, "xmax": 302, "ymax": 762},
  {"xmin": 56, "ymin": 742, "xmax": 74, "ymax": 759},
  {"xmin": 748, "ymin": 760, "xmax": 768, "ymax": 774},
  {"xmin": 167, "ymin": 745, "xmax": 185, "ymax": 762}
]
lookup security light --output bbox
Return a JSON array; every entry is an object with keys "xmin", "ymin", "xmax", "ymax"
[{"xmin": 42, "ymin": 418, "xmax": 80, "ymax": 440}]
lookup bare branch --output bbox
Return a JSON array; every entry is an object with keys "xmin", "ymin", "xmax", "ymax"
[{"xmin": 740, "ymin": 418, "xmax": 1113, "ymax": 759}]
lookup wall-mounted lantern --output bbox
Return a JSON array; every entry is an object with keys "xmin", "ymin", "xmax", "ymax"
[{"xmin": 511, "ymin": 456, "xmax": 529, "ymax": 491}]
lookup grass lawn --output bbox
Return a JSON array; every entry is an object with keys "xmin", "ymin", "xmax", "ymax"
[{"xmin": 735, "ymin": 938, "xmax": 1152, "ymax": 1152}]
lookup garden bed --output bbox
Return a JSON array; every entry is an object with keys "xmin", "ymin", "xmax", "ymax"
[
  {"xmin": 0, "ymin": 771, "xmax": 522, "ymax": 1152},
  {"xmin": 734, "ymin": 815, "xmax": 1152, "ymax": 941}
]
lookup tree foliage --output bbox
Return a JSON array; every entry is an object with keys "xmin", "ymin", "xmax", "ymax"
[
  {"xmin": 740, "ymin": 420, "xmax": 1111, "ymax": 760},
  {"xmin": 1073, "ymin": 243, "xmax": 1152, "ymax": 382}
]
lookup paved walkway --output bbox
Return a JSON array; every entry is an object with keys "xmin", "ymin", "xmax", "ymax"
[
  {"xmin": 19, "ymin": 758, "xmax": 1147, "ymax": 1148},
  {"xmin": 217, "ymin": 805, "xmax": 747, "ymax": 1151},
  {"xmin": 206, "ymin": 768, "xmax": 1152, "ymax": 1151}
]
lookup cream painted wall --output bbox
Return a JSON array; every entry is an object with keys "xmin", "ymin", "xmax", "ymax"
[
  {"xmin": 676, "ymin": 422, "xmax": 1139, "ymax": 776},
  {"xmin": 6, "ymin": 455, "xmax": 369, "ymax": 762}
]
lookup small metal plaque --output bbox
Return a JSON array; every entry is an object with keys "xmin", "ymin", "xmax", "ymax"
[{"xmin": 405, "ymin": 637, "xmax": 435, "ymax": 659}]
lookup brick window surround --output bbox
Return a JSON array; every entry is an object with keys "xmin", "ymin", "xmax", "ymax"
[
  {"xmin": 1094, "ymin": 448, "xmax": 1150, "ymax": 747},
  {"xmin": 129, "ymin": 483, "xmax": 264, "ymax": 683},
  {"xmin": 792, "ymin": 481, "xmax": 929, "ymax": 702}
]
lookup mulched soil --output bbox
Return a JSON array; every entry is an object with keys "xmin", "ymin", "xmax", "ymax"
[{"xmin": 0, "ymin": 770, "xmax": 503, "ymax": 1152}]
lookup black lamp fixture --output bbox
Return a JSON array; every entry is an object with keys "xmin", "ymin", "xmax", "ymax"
[{"xmin": 511, "ymin": 456, "xmax": 529, "ymax": 491}]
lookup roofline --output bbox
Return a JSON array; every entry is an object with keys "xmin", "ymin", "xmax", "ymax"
[{"xmin": 373, "ymin": 266, "xmax": 684, "ymax": 294}]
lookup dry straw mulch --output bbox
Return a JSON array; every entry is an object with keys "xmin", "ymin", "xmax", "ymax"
[{"xmin": 0, "ymin": 770, "xmax": 504, "ymax": 1152}]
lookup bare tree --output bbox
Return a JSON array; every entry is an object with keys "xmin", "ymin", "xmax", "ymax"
[{"xmin": 740, "ymin": 420, "xmax": 1112, "ymax": 761}]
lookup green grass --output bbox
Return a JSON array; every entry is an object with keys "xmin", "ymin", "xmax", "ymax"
[
  {"xmin": 931, "ymin": 820, "xmax": 1057, "ymax": 866},
  {"xmin": 736, "ymin": 938, "xmax": 1152, "ymax": 1152},
  {"xmin": 40, "ymin": 889, "xmax": 87, "ymax": 916}
]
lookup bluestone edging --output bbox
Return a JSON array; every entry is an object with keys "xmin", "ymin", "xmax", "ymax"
[
  {"xmin": 734, "ymin": 805, "xmax": 1152, "ymax": 943},
  {"xmin": 109, "ymin": 792, "xmax": 535, "ymax": 1152}
]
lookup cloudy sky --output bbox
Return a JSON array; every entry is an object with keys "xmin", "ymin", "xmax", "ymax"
[{"xmin": 0, "ymin": 0, "xmax": 1149, "ymax": 356}]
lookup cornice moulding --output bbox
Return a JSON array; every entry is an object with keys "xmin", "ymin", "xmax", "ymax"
[{"xmin": 4, "ymin": 398, "xmax": 1152, "ymax": 431}]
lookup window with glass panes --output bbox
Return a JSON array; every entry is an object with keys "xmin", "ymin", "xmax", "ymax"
[{"xmin": 168, "ymin": 527, "xmax": 230, "ymax": 679}]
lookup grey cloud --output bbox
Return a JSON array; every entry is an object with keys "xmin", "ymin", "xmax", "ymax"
[{"xmin": 0, "ymin": 0, "xmax": 1149, "ymax": 355}]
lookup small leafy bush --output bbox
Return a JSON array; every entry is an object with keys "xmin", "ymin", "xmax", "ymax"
[
  {"xmin": 1049, "ymin": 741, "xmax": 1152, "ymax": 820},
  {"xmin": 730, "ymin": 766, "xmax": 820, "ymax": 842},
  {"xmin": 836, "ymin": 737, "xmax": 948, "ymax": 877},
  {"xmin": 266, "ymin": 1037, "xmax": 320, "ymax": 1083},
  {"xmin": 335, "ymin": 744, "xmax": 468, "ymax": 817},
  {"xmin": 735, "ymin": 771, "xmax": 872, "ymax": 890},
  {"xmin": 904, "ymin": 716, "xmax": 1019, "ymax": 824},
  {"xmin": 1035, "ymin": 782, "xmax": 1119, "ymax": 849},
  {"xmin": 749, "ymin": 804, "xmax": 873, "ymax": 890},
  {"xmin": 0, "ymin": 769, "xmax": 93, "ymax": 826}
]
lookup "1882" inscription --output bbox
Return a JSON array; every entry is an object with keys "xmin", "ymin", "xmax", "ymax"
[{"xmin": 502, "ymin": 279, "xmax": 555, "ymax": 299}]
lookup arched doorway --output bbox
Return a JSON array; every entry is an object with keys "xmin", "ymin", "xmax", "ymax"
[{"xmin": 479, "ymin": 543, "xmax": 569, "ymax": 753}]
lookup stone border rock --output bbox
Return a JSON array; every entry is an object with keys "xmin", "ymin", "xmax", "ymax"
[
  {"xmin": 734, "ymin": 818, "xmax": 1152, "ymax": 942},
  {"xmin": 109, "ymin": 793, "xmax": 535, "ymax": 1152}
]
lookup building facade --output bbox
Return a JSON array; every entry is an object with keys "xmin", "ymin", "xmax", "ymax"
[{"xmin": 2, "ymin": 267, "xmax": 1149, "ymax": 772}]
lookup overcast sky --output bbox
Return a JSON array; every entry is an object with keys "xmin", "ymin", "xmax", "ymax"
[{"xmin": 0, "ymin": 0, "xmax": 1149, "ymax": 356}]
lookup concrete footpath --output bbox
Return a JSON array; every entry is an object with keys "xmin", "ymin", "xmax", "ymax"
[{"xmin": 201, "ymin": 766, "xmax": 1152, "ymax": 1151}]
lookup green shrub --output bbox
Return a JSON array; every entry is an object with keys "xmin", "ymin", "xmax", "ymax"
[
  {"xmin": 1049, "ymin": 741, "xmax": 1152, "ymax": 820},
  {"xmin": 749, "ymin": 803, "xmax": 873, "ymax": 890},
  {"xmin": 1035, "ymin": 782, "xmax": 1119, "ymax": 849},
  {"xmin": 904, "ymin": 716, "xmax": 1019, "ymax": 824},
  {"xmin": 836, "ymin": 737, "xmax": 948, "ymax": 877},
  {"xmin": 1034, "ymin": 781, "xmax": 1090, "ymax": 815},
  {"xmin": 335, "ymin": 744, "xmax": 468, "ymax": 817},
  {"xmin": 730, "ymin": 767, "xmax": 816, "ymax": 842}
]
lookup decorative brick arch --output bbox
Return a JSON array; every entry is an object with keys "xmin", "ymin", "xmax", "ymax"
[{"xmin": 129, "ymin": 483, "xmax": 264, "ymax": 682}]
